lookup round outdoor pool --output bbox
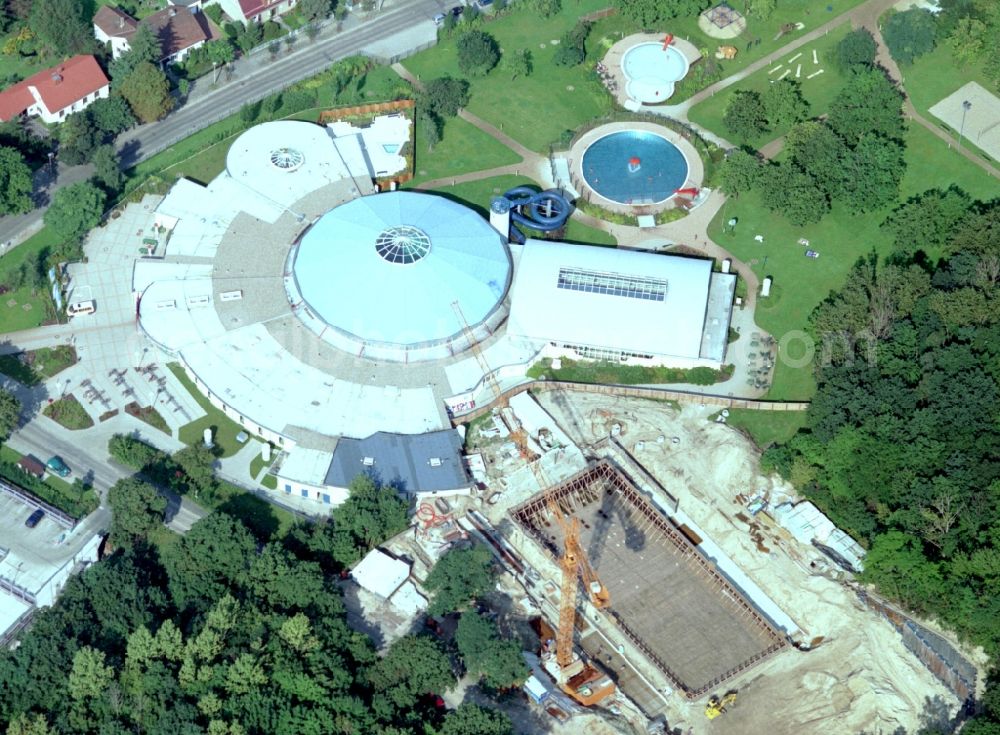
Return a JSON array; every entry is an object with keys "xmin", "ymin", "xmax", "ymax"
[
  {"xmin": 621, "ymin": 43, "xmax": 690, "ymax": 103},
  {"xmin": 581, "ymin": 130, "xmax": 689, "ymax": 205}
]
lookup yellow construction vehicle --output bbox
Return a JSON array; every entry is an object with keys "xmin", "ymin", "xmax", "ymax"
[{"xmin": 705, "ymin": 691, "xmax": 738, "ymax": 719}]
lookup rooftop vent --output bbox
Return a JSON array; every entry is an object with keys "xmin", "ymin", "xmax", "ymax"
[
  {"xmin": 362, "ymin": 457, "xmax": 375, "ymax": 466},
  {"xmin": 429, "ymin": 457, "xmax": 442, "ymax": 467},
  {"xmin": 51, "ymin": 72, "xmax": 63, "ymax": 84}
]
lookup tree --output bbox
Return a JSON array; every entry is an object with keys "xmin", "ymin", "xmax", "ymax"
[
  {"xmin": 68, "ymin": 646, "xmax": 114, "ymax": 701},
  {"xmin": 553, "ymin": 21, "xmax": 590, "ymax": 67},
  {"xmin": 439, "ymin": 704, "xmax": 513, "ymax": 735},
  {"xmin": 107, "ymin": 477, "xmax": 166, "ymax": 545},
  {"xmin": 88, "ymin": 95, "xmax": 136, "ymax": 138},
  {"xmin": 718, "ymin": 148, "xmax": 762, "ymax": 197},
  {"xmin": 326, "ymin": 475, "xmax": 409, "ymax": 566},
  {"xmin": 762, "ymin": 79, "xmax": 809, "ymax": 127},
  {"xmin": 827, "ymin": 68, "xmax": 905, "ymax": 142},
  {"xmin": 367, "ymin": 635, "xmax": 455, "ymax": 710},
  {"xmin": 0, "ymin": 146, "xmax": 33, "ymax": 216},
  {"xmin": 834, "ymin": 28, "xmax": 877, "ymax": 73},
  {"xmin": 110, "ymin": 23, "xmax": 161, "ymax": 86},
  {"xmin": 5, "ymin": 714, "xmax": 55, "ymax": 735},
  {"xmin": 722, "ymin": 90, "xmax": 769, "ymax": 141},
  {"xmin": 421, "ymin": 111, "xmax": 442, "ymax": 152},
  {"xmin": 946, "ymin": 17, "xmax": 989, "ymax": 66},
  {"xmin": 840, "ymin": 133, "xmax": 906, "ymax": 212},
  {"xmin": 0, "ymin": 387, "xmax": 21, "ymax": 440},
  {"xmin": 162, "ymin": 513, "xmax": 256, "ymax": 612},
  {"xmin": 299, "ymin": 0, "xmax": 334, "ymax": 20},
  {"xmin": 424, "ymin": 544, "xmax": 495, "ymax": 615},
  {"xmin": 108, "ymin": 433, "xmax": 164, "ymax": 471},
  {"xmin": 173, "ymin": 443, "xmax": 218, "ymax": 499},
  {"xmin": 456, "ymin": 30, "xmax": 500, "ymax": 77},
  {"xmin": 235, "ymin": 21, "xmax": 263, "ymax": 54},
  {"xmin": 58, "ymin": 111, "xmax": 100, "ymax": 166},
  {"xmin": 92, "ymin": 144, "xmax": 123, "ymax": 194},
  {"xmin": 760, "ymin": 163, "xmax": 829, "ymax": 225},
  {"xmin": 43, "ymin": 181, "xmax": 106, "ymax": 249},
  {"xmin": 784, "ymin": 121, "xmax": 850, "ymax": 198},
  {"xmin": 29, "ymin": 0, "xmax": 92, "ymax": 56},
  {"xmin": 205, "ymin": 39, "xmax": 236, "ymax": 67},
  {"xmin": 421, "ymin": 77, "xmax": 471, "ymax": 118},
  {"xmin": 120, "ymin": 62, "xmax": 174, "ymax": 123},
  {"xmin": 500, "ymin": 48, "xmax": 532, "ymax": 79},
  {"xmin": 454, "ymin": 612, "xmax": 527, "ymax": 690},
  {"xmin": 883, "ymin": 8, "xmax": 938, "ymax": 65}
]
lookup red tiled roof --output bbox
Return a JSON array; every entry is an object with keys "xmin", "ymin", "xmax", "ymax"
[
  {"xmin": 0, "ymin": 55, "xmax": 109, "ymax": 122},
  {"xmin": 143, "ymin": 6, "xmax": 218, "ymax": 58},
  {"xmin": 93, "ymin": 5, "xmax": 139, "ymax": 38},
  {"xmin": 238, "ymin": 0, "xmax": 286, "ymax": 18}
]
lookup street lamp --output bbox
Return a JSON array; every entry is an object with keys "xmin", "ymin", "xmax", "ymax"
[{"xmin": 958, "ymin": 100, "xmax": 972, "ymax": 150}]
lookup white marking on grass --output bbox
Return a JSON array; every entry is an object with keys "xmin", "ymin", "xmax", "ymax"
[
  {"xmin": 787, "ymin": 52, "xmax": 803, "ymax": 63},
  {"xmin": 768, "ymin": 64, "xmax": 783, "ymax": 74},
  {"xmin": 796, "ymin": 63, "xmax": 802, "ymax": 78},
  {"xmin": 812, "ymin": 49, "xmax": 818, "ymax": 64},
  {"xmin": 777, "ymin": 69, "xmax": 791, "ymax": 80},
  {"xmin": 807, "ymin": 69, "xmax": 825, "ymax": 79}
]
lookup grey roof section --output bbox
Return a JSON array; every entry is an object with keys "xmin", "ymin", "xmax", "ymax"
[
  {"xmin": 325, "ymin": 430, "xmax": 469, "ymax": 494},
  {"xmin": 699, "ymin": 272, "xmax": 736, "ymax": 362}
]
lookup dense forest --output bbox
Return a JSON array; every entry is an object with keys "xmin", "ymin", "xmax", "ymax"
[
  {"xmin": 764, "ymin": 195, "xmax": 1000, "ymax": 731},
  {"xmin": 0, "ymin": 477, "xmax": 516, "ymax": 735}
]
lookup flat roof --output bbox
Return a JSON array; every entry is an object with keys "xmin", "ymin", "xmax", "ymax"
[
  {"xmin": 326, "ymin": 429, "xmax": 469, "ymax": 494},
  {"xmin": 511, "ymin": 461, "xmax": 787, "ymax": 698},
  {"xmin": 507, "ymin": 240, "xmax": 716, "ymax": 361},
  {"xmin": 351, "ymin": 548, "xmax": 410, "ymax": 598}
]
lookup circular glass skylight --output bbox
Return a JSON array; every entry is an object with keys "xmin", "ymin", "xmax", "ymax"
[
  {"xmin": 375, "ymin": 225, "xmax": 431, "ymax": 265},
  {"xmin": 270, "ymin": 147, "xmax": 305, "ymax": 171}
]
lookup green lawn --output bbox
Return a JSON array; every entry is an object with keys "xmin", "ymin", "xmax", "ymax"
[
  {"xmin": 708, "ymin": 121, "xmax": 1000, "ymax": 401},
  {"xmin": 401, "ymin": 0, "xmax": 615, "ymax": 152},
  {"xmin": 0, "ymin": 227, "xmax": 63, "ymax": 333},
  {"xmin": 562, "ymin": 216, "xmax": 617, "ymax": 247},
  {"xmin": 0, "ymin": 346, "xmax": 77, "ymax": 387},
  {"xmin": 215, "ymin": 485, "xmax": 299, "ymax": 541},
  {"xmin": 688, "ymin": 23, "xmax": 854, "ymax": 149},
  {"xmin": 410, "ymin": 115, "xmax": 521, "ymax": 186},
  {"xmin": 167, "ymin": 363, "xmax": 247, "ymax": 458},
  {"xmin": 717, "ymin": 408, "xmax": 808, "ymax": 448},
  {"xmin": 249, "ymin": 450, "xmax": 275, "ymax": 481},
  {"xmin": 647, "ymin": 0, "xmax": 866, "ymax": 104},
  {"xmin": 0, "ymin": 445, "xmax": 99, "ymax": 519}
]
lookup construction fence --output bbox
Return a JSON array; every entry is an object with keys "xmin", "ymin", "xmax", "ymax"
[{"xmin": 856, "ymin": 588, "xmax": 977, "ymax": 706}]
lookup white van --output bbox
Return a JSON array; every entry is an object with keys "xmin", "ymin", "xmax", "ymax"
[{"xmin": 67, "ymin": 299, "xmax": 96, "ymax": 316}]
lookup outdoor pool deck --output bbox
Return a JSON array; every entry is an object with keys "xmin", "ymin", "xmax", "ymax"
[
  {"xmin": 603, "ymin": 33, "xmax": 702, "ymax": 109},
  {"xmin": 565, "ymin": 121, "xmax": 705, "ymax": 217}
]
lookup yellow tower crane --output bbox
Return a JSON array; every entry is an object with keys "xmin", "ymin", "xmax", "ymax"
[{"xmin": 544, "ymin": 496, "xmax": 616, "ymax": 707}]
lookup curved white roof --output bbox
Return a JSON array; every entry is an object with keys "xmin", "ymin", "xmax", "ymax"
[
  {"xmin": 225, "ymin": 120, "xmax": 366, "ymax": 210},
  {"xmin": 292, "ymin": 192, "xmax": 511, "ymax": 353}
]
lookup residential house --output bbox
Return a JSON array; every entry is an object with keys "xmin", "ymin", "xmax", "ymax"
[
  {"xmin": 212, "ymin": 0, "xmax": 298, "ymax": 25},
  {"xmin": 94, "ymin": 5, "xmax": 221, "ymax": 65},
  {"xmin": 0, "ymin": 55, "xmax": 110, "ymax": 124}
]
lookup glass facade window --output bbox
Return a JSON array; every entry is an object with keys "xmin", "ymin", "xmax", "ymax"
[
  {"xmin": 284, "ymin": 484, "xmax": 291, "ymax": 494},
  {"xmin": 557, "ymin": 267, "xmax": 667, "ymax": 302}
]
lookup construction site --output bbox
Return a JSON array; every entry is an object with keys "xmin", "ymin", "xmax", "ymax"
[{"xmin": 442, "ymin": 387, "xmax": 978, "ymax": 734}]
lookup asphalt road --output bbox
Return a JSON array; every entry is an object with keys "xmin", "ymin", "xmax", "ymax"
[
  {"xmin": 0, "ymin": 0, "xmax": 442, "ymax": 245},
  {"xmin": 7, "ymin": 412, "xmax": 208, "ymax": 534}
]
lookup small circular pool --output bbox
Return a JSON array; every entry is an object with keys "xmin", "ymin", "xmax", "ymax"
[
  {"xmin": 581, "ymin": 130, "xmax": 689, "ymax": 205},
  {"xmin": 621, "ymin": 43, "xmax": 690, "ymax": 103}
]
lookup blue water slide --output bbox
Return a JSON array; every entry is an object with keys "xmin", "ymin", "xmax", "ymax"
[{"xmin": 502, "ymin": 187, "xmax": 572, "ymax": 244}]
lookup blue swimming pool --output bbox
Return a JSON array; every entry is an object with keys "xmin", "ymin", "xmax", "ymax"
[{"xmin": 581, "ymin": 130, "xmax": 688, "ymax": 205}]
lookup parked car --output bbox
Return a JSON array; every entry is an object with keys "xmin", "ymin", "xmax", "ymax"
[
  {"xmin": 46, "ymin": 455, "xmax": 71, "ymax": 478},
  {"xmin": 478, "ymin": 0, "xmax": 493, "ymax": 7},
  {"xmin": 67, "ymin": 299, "xmax": 96, "ymax": 316},
  {"xmin": 25, "ymin": 509, "xmax": 44, "ymax": 528}
]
